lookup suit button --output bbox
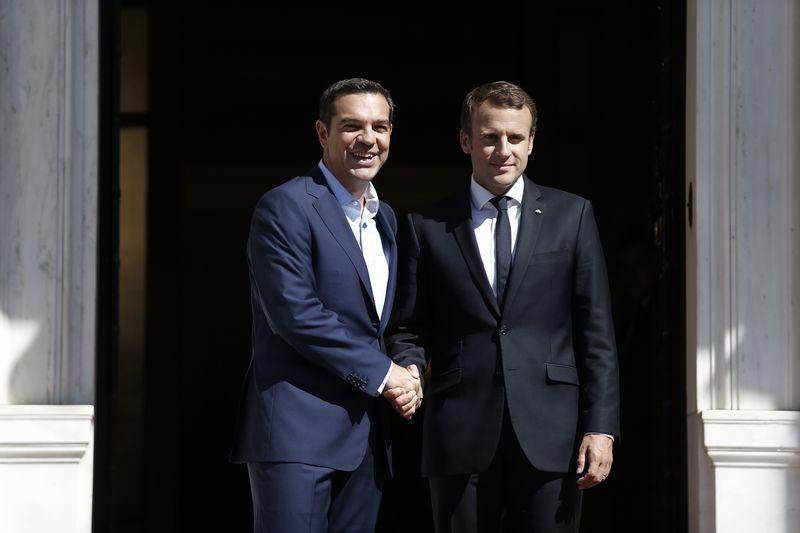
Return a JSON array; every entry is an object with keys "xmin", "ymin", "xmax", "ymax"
[
  {"xmin": 500, "ymin": 325, "xmax": 508, "ymax": 335},
  {"xmin": 493, "ymin": 368, "xmax": 504, "ymax": 385}
]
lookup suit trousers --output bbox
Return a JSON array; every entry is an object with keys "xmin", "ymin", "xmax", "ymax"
[
  {"xmin": 429, "ymin": 404, "xmax": 582, "ymax": 533},
  {"xmin": 247, "ymin": 427, "xmax": 384, "ymax": 533}
]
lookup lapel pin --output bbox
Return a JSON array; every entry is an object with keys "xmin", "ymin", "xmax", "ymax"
[{"xmin": 534, "ymin": 208, "xmax": 542, "ymax": 214}]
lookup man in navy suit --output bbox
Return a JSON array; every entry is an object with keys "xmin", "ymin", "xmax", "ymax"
[
  {"xmin": 389, "ymin": 81, "xmax": 620, "ymax": 532},
  {"xmin": 230, "ymin": 78, "xmax": 423, "ymax": 533}
]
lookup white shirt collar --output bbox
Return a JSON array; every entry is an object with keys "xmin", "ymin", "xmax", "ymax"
[
  {"xmin": 318, "ymin": 161, "xmax": 381, "ymax": 220},
  {"xmin": 469, "ymin": 175, "xmax": 525, "ymax": 211}
]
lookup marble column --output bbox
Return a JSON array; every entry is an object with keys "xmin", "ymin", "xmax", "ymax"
[
  {"xmin": 0, "ymin": 1, "xmax": 98, "ymax": 531},
  {"xmin": 686, "ymin": 0, "xmax": 800, "ymax": 531}
]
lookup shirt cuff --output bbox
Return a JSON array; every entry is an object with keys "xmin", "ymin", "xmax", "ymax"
[
  {"xmin": 376, "ymin": 362, "xmax": 392, "ymax": 395},
  {"xmin": 585, "ymin": 432, "xmax": 615, "ymax": 442}
]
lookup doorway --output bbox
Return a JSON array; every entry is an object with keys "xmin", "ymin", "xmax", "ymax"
[{"xmin": 106, "ymin": 3, "xmax": 687, "ymax": 532}]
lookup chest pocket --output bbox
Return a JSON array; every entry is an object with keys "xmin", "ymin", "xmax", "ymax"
[{"xmin": 530, "ymin": 249, "xmax": 570, "ymax": 264}]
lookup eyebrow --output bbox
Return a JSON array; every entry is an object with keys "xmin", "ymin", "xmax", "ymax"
[{"xmin": 337, "ymin": 116, "xmax": 391, "ymax": 126}]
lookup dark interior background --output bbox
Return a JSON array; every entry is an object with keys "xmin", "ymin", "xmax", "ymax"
[{"xmin": 101, "ymin": 2, "xmax": 687, "ymax": 532}]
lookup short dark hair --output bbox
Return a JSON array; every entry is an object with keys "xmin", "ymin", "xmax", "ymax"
[
  {"xmin": 319, "ymin": 78, "xmax": 395, "ymax": 129},
  {"xmin": 460, "ymin": 81, "xmax": 538, "ymax": 137}
]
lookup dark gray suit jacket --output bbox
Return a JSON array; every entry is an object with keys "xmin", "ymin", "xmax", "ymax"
[{"xmin": 389, "ymin": 175, "xmax": 620, "ymax": 476}]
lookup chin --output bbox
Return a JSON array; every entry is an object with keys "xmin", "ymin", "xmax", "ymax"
[
  {"xmin": 492, "ymin": 175, "xmax": 517, "ymax": 186},
  {"xmin": 351, "ymin": 169, "xmax": 379, "ymax": 182}
]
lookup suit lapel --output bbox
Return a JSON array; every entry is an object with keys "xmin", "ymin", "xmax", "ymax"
[
  {"xmin": 375, "ymin": 205, "xmax": 397, "ymax": 332},
  {"xmin": 451, "ymin": 191, "xmax": 501, "ymax": 318},
  {"xmin": 306, "ymin": 169, "xmax": 375, "ymax": 306},
  {"xmin": 502, "ymin": 176, "xmax": 544, "ymax": 314}
]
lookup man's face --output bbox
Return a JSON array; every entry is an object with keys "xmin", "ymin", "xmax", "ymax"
[
  {"xmin": 460, "ymin": 102, "xmax": 534, "ymax": 196},
  {"xmin": 316, "ymin": 92, "xmax": 392, "ymax": 194}
]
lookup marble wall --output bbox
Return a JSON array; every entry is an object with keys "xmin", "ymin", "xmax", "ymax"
[
  {"xmin": 686, "ymin": 1, "xmax": 800, "ymax": 531},
  {"xmin": 0, "ymin": 1, "xmax": 98, "ymax": 531}
]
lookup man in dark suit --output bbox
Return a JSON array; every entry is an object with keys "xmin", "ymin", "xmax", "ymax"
[
  {"xmin": 389, "ymin": 81, "xmax": 620, "ymax": 532},
  {"xmin": 230, "ymin": 78, "xmax": 423, "ymax": 533}
]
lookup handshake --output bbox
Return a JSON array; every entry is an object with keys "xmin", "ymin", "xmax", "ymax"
[{"xmin": 382, "ymin": 362, "xmax": 423, "ymax": 419}]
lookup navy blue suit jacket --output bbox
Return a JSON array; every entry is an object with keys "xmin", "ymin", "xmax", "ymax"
[{"xmin": 230, "ymin": 165, "xmax": 399, "ymax": 473}]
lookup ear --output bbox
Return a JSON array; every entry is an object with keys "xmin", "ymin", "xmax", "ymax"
[
  {"xmin": 315, "ymin": 120, "xmax": 328, "ymax": 149},
  {"xmin": 527, "ymin": 133, "xmax": 535, "ymax": 155},
  {"xmin": 459, "ymin": 130, "xmax": 471, "ymax": 154}
]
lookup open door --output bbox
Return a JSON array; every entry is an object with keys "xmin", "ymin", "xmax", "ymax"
[{"xmin": 106, "ymin": 2, "xmax": 687, "ymax": 531}]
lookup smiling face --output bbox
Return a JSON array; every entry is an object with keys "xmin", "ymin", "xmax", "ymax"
[
  {"xmin": 316, "ymin": 92, "xmax": 393, "ymax": 200},
  {"xmin": 460, "ymin": 101, "xmax": 534, "ymax": 196}
]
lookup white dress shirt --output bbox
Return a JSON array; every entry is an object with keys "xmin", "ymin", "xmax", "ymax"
[
  {"xmin": 320, "ymin": 162, "xmax": 389, "ymax": 318},
  {"xmin": 319, "ymin": 162, "xmax": 392, "ymax": 391},
  {"xmin": 470, "ymin": 176, "xmax": 525, "ymax": 295}
]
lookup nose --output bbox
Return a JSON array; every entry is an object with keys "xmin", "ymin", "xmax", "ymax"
[
  {"xmin": 495, "ymin": 138, "xmax": 511, "ymax": 157},
  {"xmin": 357, "ymin": 128, "xmax": 375, "ymax": 145}
]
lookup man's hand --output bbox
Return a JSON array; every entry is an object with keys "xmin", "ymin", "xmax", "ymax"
[
  {"xmin": 576, "ymin": 434, "xmax": 614, "ymax": 489},
  {"xmin": 404, "ymin": 364, "xmax": 423, "ymax": 409},
  {"xmin": 382, "ymin": 363, "xmax": 423, "ymax": 419}
]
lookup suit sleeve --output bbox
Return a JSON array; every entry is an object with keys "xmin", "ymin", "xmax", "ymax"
[
  {"xmin": 572, "ymin": 201, "xmax": 621, "ymax": 440},
  {"xmin": 387, "ymin": 213, "xmax": 428, "ymax": 376},
  {"xmin": 248, "ymin": 189, "xmax": 391, "ymax": 396}
]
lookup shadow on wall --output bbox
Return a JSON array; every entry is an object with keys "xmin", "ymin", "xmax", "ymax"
[{"xmin": 0, "ymin": 308, "xmax": 40, "ymax": 403}]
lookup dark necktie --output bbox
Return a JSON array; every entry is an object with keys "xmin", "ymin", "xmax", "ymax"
[{"xmin": 490, "ymin": 195, "xmax": 512, "ymax": 305}]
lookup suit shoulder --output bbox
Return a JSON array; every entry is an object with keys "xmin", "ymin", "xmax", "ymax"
[
  {"xmin": 252, "ymin": 174, "xmax": 311, "ymax": 211},
  {"xmin": 535, "ymin": 183, "xmax": 590, "ymax": 206},
  {"xmin": 260, "ymin": 175, "xmax": 308, "ymax": 201}
]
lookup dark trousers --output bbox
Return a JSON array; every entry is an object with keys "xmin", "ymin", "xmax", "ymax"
[
  {"xmin": 247, "ymin": 433, "xmax": 384, "ymax": 533},
  {"xmin": 429, "ymin": 409, "xmax": 582, "ymax": 533}
]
